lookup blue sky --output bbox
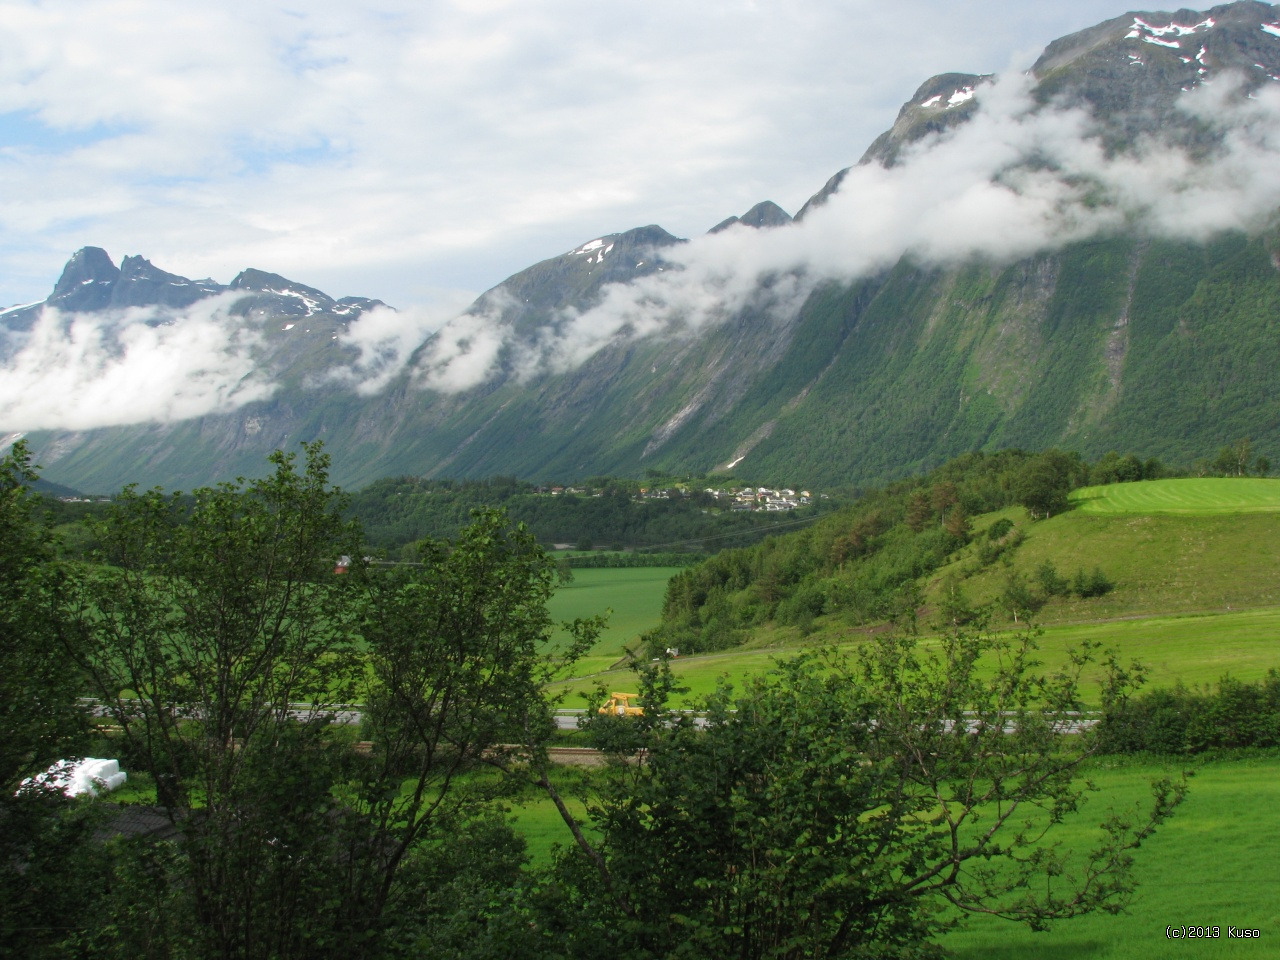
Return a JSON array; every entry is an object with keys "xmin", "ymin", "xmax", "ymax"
[{"xmin": 0, "ymin": 1, "xmax": 1191, "ymax": 310}]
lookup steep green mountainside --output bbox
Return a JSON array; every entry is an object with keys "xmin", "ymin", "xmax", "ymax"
[
  {"xmin": 32, "ymin": 227, "xmax": 1280, "ymax": 494},
  {"xmin": 725, "ymin": 232, "xmax": 1280, "ymax": 486},
  {"xmin": 7, "ymin": 2, "xmax": 1280, "ymax": 493}
]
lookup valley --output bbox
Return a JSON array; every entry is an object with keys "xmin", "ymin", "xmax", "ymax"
[
  {"xmin": 528, "ymin": 471, "xmax": 1280, "ymax": 956},
  {"xmin": 6, "ymin": 1, "xmax": 1280, "ymax": 956}
]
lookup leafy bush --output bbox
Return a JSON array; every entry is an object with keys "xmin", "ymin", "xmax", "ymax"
[
  {"xmin": 1098, "ymin": 671, "xmax": 1280, "ymax": 753},
  {"xmin": 1072, "ymin": 566, "xmax": 1114, "ymax": 598},
  {"xmin": 1034, "ymin": 559, "xmax": 1070, "ymax": 597},
  {"xmin": 986, "ymin": 517, "xmax": 1014, "ymax": 541}
]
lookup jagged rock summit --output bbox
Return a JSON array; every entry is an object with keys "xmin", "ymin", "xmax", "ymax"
[{"xmin": 7, "ymin": 247, "xmax": 387, "ymax": 321}]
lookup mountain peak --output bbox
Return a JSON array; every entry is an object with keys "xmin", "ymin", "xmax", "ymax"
[
  {"xmin": 114, "ymin": 255, "xmax": 223, "ymax": 308},
  {"xmin": 709, "ymin": 200, "xmax": 793, "ymax": 234},
  {"xmin": 49, "ymin": 247, "xmax": 120, "ymax": 310},
  {"xmin": 1029, "ymin": 0, "xmax": 1280, "ymax": 143},
  {"xmin": 230, "ymin": 268, "xmax": 337, "ymax": 317}
]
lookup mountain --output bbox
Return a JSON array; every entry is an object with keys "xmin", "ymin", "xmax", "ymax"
[
  {"xmin": 5, "ymin": 2, "xmax": 1280, "ymax": 493},
  {"xmin": 709, "ymin": 201, "xmax": 794, "ymax": 234}
]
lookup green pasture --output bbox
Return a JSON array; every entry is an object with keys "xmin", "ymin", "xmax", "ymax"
[
  {"xmin": 1072, "ymin": 477, "xmax": 1280, "ymax": 515},
  {"xmin": 946, "ymin": 753, "xmax": 1280, "ymax": 958},
  {"xmin": 508, "ymin": 753, "xmax": 1280, "ymax": 956},
  {"xmin": 551, "ymin": 606, "xmax": 1280, "ymax": 708},
  {"xmin": 546, "ymin": 567, "xmax": 680, "ymax": 672},
  {"xmin": 932, "ymin": 506, "xmax": 1280, "ymax": 623}
]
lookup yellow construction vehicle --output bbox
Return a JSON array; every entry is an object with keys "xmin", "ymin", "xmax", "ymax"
[{"xmin": 599, "ymin": 692, "xmax": 644, "ymax": 717}]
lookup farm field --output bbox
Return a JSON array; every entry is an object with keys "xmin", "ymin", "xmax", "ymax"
[
  {"xmin": 550, "ymin": 606, "xmax": 1280, "ymax": 707},
  {"xmin": 548, "ymin": 479, "xmax": 1280, "ymax": 701},
  {"xmin": 944, "ymin": 753, "xmax": 1280, "ymax": 958},
  {"xmin": 546, "ymin": 567, "xmax": 681, "ymax": 674},
  {"xmin": 1071, "ymin": 477, "xmax": 1280, "ymax": 515}
]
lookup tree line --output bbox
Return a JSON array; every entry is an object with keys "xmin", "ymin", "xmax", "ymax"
[{"xmin": 346, "ymin": 473, "xmax": 833, "ymax": 556}]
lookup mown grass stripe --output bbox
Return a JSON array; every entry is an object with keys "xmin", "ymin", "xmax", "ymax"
[{"xmin": 1071, "ymin": 478, "xmax": 1280, "ymax": 515}]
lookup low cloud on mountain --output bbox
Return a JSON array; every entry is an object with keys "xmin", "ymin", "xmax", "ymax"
[
  {"xmin": 0, "ymin": 293, "xmax": 273, "ymax": 430},
  {"xmin": 412, "ymin": 72, "xmax": 1280, "ymax": 392},
  {"xmin": 327, "ymin": 291, "xmax": 474, "ymax": 396},
  {"xmin": 3, "ymin": 67, "xmax": 1280, "ymax": 428}
]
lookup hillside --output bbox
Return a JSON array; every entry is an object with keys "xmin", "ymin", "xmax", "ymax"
[
  {"xmin": 4, "ymin": 3, "xmax": 1280, "ymax": 492},
  {"xmin": 557, "ymin": 474, "xmax": 1280, "ymax": 703},
  {"xmin": 930, "ymin": 483, "xmax": 1280, "ymax": 622}
]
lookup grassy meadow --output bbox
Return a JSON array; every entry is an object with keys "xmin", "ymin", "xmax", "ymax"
[
  {"xmin": 549, "ymin": 606, "xmax": 1280, "ymax": 707},
  {"xmin": 1072, "ymin": 477, "xmax": 1280, "ymax": 515},
  {"xmin": 506, "ymin": 752, "xmax": 1280, "ymax": 955},
  {"xmin": 529, "ymin": 477, "xmax": 1280, "ymax": 955},
  {"xmin": 546, "ymin": 566, "xmax": 681, "ymax": 675},
  {"xmin": 546, "ymin": 478, "xmax": 1280, "ymax": 704},
  {"xmin": 943, "ymin": 753, "xmax": 1280, "ymax": 958},
  {"xmin": 931, "ymin": 505, "xmax": 1280, "ymax": 622}
]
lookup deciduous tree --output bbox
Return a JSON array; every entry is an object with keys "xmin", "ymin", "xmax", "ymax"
[
  {"xmin": 0, "ymin": 441, "xmax": 96, "ymax": 958},
  {"xmin": 555, "ymin": 632, "xmax": 1182, "ymax": 959},
  {"xmin": 66, "ymin": 448, "xmax": 592, "ymax": 959}
]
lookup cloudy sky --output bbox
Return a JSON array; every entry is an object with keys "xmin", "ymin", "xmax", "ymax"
[{"xmin": 0, "ymin": 0, "xmax": 1140, "ymax": 311}]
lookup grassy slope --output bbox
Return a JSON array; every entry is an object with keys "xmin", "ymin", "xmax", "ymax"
[
  {"xmin": 940, "ymin": 507, "xmax": 1280, "ymax": 621},
  {"xmin": 552, "ymin": 478, "xmax": 1280, "ymax": 703},
  {"xmin": 534, "ymin": 480, "xmax": 1280, "ymax": 956},
  {"xmin": 938, "ymin": 479, "xmax": 1280, "ymax": 622}
]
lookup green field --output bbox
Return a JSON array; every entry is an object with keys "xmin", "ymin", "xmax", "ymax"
[
  {"xmin": 945, "ymin": 754, "xmax": 1280, "ymax": 958},
  {"xmin": 534, "ymin": 480, "xmax": 1280, "ymax": 953},
  {"xmin": 509, "ymin": 754, "xmax": 1280, "ymax": 955},
  {"xmin": 1072, "ymin": 478, "xmax": 1280, "ymax": 515},
  {"xmin": 551, "ymin": 606, "xmax": 1280, "ymax": 707},
  {"xmin": 545, "ymin": 482, "xmax": 1280, "ymax": 704},
  {"xmin": 928, "ymin": 504, "xmax": 1280, "ymax": 625},
  {"xmin": 546, "ymin": 567, "xmax": 680, "ymax": 674}
]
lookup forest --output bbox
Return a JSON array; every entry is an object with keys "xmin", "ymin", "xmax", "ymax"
[{"xmin": 344, "ymin": 473, "xmax": 833, "ymax": 556}]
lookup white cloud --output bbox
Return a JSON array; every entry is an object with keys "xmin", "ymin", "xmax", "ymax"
[
  {"xmin": 329, "ymin": 292, "xmax": 472, "ymax": 395},
  {"xmin": 0, "ymin": 294, "xmax": 273, "ymax": 429},
  {"xmin": 410, "ymin": 292, "xmax": 517, "ymax": 393},
  {"xmin": 405, "ymin": 72, "xmax": 1280, "ymax": 392},
  {"xmin": 0, "ymin": 0, "xmax": 1134, "ymax": 308},
  {"xmin": 4, "ymin": 2, "xmax": 1278, "ymax": 425}
]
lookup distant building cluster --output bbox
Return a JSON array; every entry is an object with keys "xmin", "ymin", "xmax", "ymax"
[
  {"xmin": 533, "ymin": 483, "xmax": 812, "ymax": 512},
  {"xmin": 704, "ymin": 486, "xmax": 812, "ymax": 512}
]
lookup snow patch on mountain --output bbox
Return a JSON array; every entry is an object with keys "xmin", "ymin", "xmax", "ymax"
[
  {"xmin": 921, "ymin": 87, "xmax": 976, "ymax": 109},
  {"xmin": 264, "ymin": 287, "xmax": 331, "ymax": 317},
  {"xmin": 0, "ymin": 301, "xmax": 42, "ymax": 315},
  {"xmin": 569, "ymin": 238, "xmax": 615, "ymax": 265},
  {"xmin": 1126, "ymin": 16, "xmax": 1216, "ymax": 46}
]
